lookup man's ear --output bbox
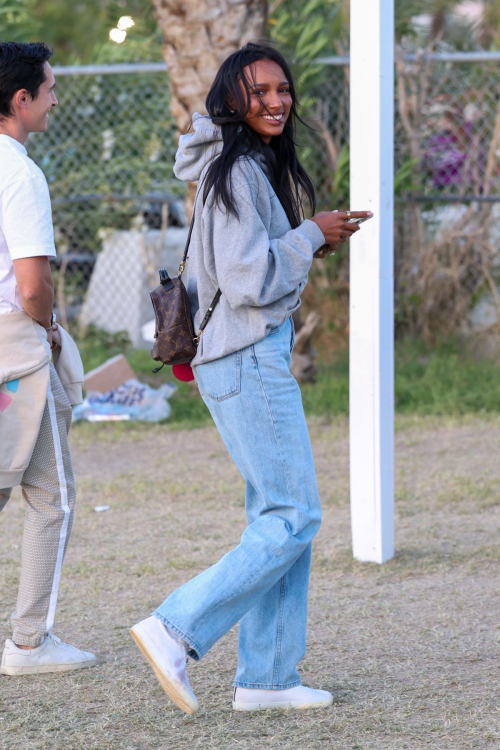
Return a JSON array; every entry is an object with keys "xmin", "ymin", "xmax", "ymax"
[{"xmin": 12, "ymin": 89, "xmax": 31, "ymax": 112}]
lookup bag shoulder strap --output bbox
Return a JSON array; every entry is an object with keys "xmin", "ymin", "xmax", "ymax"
[
  {"xmin": 178, "ymin": 188, "xmax": 221, "ymax": 343},
  {"xmin": 195, "ymin": 289, "xmax": 222, "ymax": 343},
  {"xmin": 178, "ymin": 207, "xmax": 196, "ymax": 277}
]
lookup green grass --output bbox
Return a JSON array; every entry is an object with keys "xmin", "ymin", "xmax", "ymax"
[
  {"xmin": 303, "ymin": 338, "xmax": 500, "ymax": 417},
  {"xmin": 395, "ymin": 338, "xmax": 500, "ymax": 414},
  {"xmin": 78, "ymin": 333, "xmax": 500, "ymax": 427}
]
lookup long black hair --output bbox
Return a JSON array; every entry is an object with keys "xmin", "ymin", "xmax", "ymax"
[{"xmin": 203, "ymin": 42, "xmax": 316, "ymax": 229}]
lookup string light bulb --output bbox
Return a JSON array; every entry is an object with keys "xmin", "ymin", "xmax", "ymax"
[
  {"xmin": 117, "ymin": 16, "xmax": 135, "ymax": 30},
  {"xmin": 109, "ymin": 28, "xmax": 127, "ymax": 43}
]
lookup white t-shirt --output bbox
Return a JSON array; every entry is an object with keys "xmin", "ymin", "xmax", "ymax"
[{"xmin": 0, "ymin": 134, "xmax": 56, "ymax": 314}]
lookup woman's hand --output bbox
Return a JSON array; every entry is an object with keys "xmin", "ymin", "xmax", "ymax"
[{"xmin": 310, "ymin": 210, "xmax": 372, "ymax": 246}]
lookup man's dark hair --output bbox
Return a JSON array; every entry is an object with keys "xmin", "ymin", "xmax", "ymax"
[{"xmin": 0, "ymin": 42, "xmax": 53, "ymax": 119}]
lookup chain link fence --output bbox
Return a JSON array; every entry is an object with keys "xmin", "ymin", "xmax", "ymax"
[
  {"xmin": 28, "ymin": 63, "xmax": 183, "ymax": 347},
  {"xmin": 28, "ymin": 53, "xmax": 500, "ymax": 349},
  {"xmin": 305, "ymin": 52, "xmax": 500, "ymax": 204},
  {"xmin": 391, "ymin": 53, "xmax": 500, "ymax": 340}
]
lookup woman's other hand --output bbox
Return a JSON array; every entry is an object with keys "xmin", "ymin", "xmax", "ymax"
[{"xmin": 310, "ymin": 210, "xmax": 372, "ymax": 246}]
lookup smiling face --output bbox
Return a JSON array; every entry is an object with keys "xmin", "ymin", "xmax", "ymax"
[
  {"xmin": 23, "ymin": 61, "xmax": 58, "ymax": 133},
  {"xmin": 11, "ymin": 61, "xmax": 58, "ymax": 138},
  {"xmin": 241, "ymin": 59, "xmax": 293, "ymax": 144}
]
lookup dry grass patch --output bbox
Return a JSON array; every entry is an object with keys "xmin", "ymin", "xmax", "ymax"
[{"xmin": 1, "ymin": 416, "xmax": 500, "ymax": 749}]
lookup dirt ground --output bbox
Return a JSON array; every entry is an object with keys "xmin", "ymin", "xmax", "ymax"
[{"xmin": 1, "ymin": 414, "xmax": 500, "ymax": 750}]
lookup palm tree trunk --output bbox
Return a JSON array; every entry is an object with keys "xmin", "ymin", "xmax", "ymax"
[{"xmin": 151, "ymin": 0, "xmax": 268, "ymax": 134}]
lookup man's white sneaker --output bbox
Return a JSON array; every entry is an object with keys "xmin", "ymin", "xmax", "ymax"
[
  {"xmin": 130, "ymin": 616, "xmax": 199, "ymax": 715},
  {"xmin": 232, "ymin": 685, "xmax": 334, "ymax": 711},
  {"xmin": 0, "ymin": 633, "xmax": 97, "ymax": 675}
]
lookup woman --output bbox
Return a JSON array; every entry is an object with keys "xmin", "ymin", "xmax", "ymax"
[{"xmin": 130, "ymin": 42, "xmax": 371, "ymax": 714}]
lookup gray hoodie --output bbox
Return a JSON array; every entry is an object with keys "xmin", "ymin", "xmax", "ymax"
[{"xmin": 174, "ymin": 113, "xmax": 325, "ymax": 366}]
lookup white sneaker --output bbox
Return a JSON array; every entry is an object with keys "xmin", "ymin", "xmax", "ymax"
[
  {"xmin": 1, "ymin": 632, "xmax": 97, "ymax": 676},
  {"xmin": 232, "ymin": 685, "xmax": 334, "ymax": 711},
  {"xmin": 130, "ymin": 616, "xmax": 199, "ymax": 715}
]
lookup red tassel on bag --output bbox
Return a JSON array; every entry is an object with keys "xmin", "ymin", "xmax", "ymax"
[{"xmin": 172, "ymin": 363, "xmax": 195, "ymax": 382}]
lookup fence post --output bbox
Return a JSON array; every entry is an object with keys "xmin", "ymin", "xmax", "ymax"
[{"xmin": 349, "ymin": 0, "xmax": 395, "ymax": 563}]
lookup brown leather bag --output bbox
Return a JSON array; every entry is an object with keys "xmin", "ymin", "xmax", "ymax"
[{"xmin": 150, "ymin": 208, "xmax": 220, "ymax": 370}]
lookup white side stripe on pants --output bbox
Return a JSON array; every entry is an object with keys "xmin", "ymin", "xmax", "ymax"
[{"xmin": 45, "ymin": 377, "xmax": 71, "ymax": 633}]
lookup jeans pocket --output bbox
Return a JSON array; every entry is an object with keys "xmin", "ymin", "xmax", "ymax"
[{"xmin": 195, "ymin": 350, "xmax": 242, "ymax": 402}]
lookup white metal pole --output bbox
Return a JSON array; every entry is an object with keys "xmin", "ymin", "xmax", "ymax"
[{"xmin": 349, "ymin": 0, "xmax": 395, "ymax": 563}]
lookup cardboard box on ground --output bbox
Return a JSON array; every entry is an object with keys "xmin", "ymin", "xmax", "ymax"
[
  {"xmin": 77, "ymin": 355, "xmax": 176, "ymax": 423},
  {"xmin": 83, "ymin": 355, "xmax": 135, "ymax": 394}
]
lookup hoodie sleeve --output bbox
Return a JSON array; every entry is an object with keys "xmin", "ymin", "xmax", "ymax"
[
  {"xmin": 201, "ymin": 161, "xmax": 325, "ymax": 309},
  {"xmin": 173, "ymin": 113, "xmax": 224, "ymax": 183}
]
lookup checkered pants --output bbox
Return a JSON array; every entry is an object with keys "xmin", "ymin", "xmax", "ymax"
[{"xmin": 0, "ymin": 365, "xmax": 76, "ymax": 647}]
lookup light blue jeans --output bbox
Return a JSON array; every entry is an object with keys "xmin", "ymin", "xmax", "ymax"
[{"xmin": 154, "ymin": 318, "xmax": 322, "ymax": 689}]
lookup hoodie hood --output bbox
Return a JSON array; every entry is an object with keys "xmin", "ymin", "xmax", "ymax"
[
  {"xmin": 173, "ymin": 112, "xmax": 274, "ymax": 189},
  {"xmin": 173, "ymin": 113, "xmax": 223, "ymax": 183}
]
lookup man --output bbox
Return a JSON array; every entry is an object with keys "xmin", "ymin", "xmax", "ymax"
[{"xmin": 0, "ymin": 42, "xmax": 96, "ymax": 674}]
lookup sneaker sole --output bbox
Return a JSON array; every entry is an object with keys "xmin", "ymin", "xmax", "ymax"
[
  {"xmin": 1, "ymin": 658, "xmax": 97, "ymax": 676},
  {"xmin": 129, "ymin": 625, "xmax": 198, "ymax": 715},
  {"xmin": 232, "ymin": 696, "xmax": 334, "ymax": 712}
]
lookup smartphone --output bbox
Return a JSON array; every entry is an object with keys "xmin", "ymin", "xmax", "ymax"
[{"xmin": 347, "ymin": 215, "xmax": 373, "ymax": 225}]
